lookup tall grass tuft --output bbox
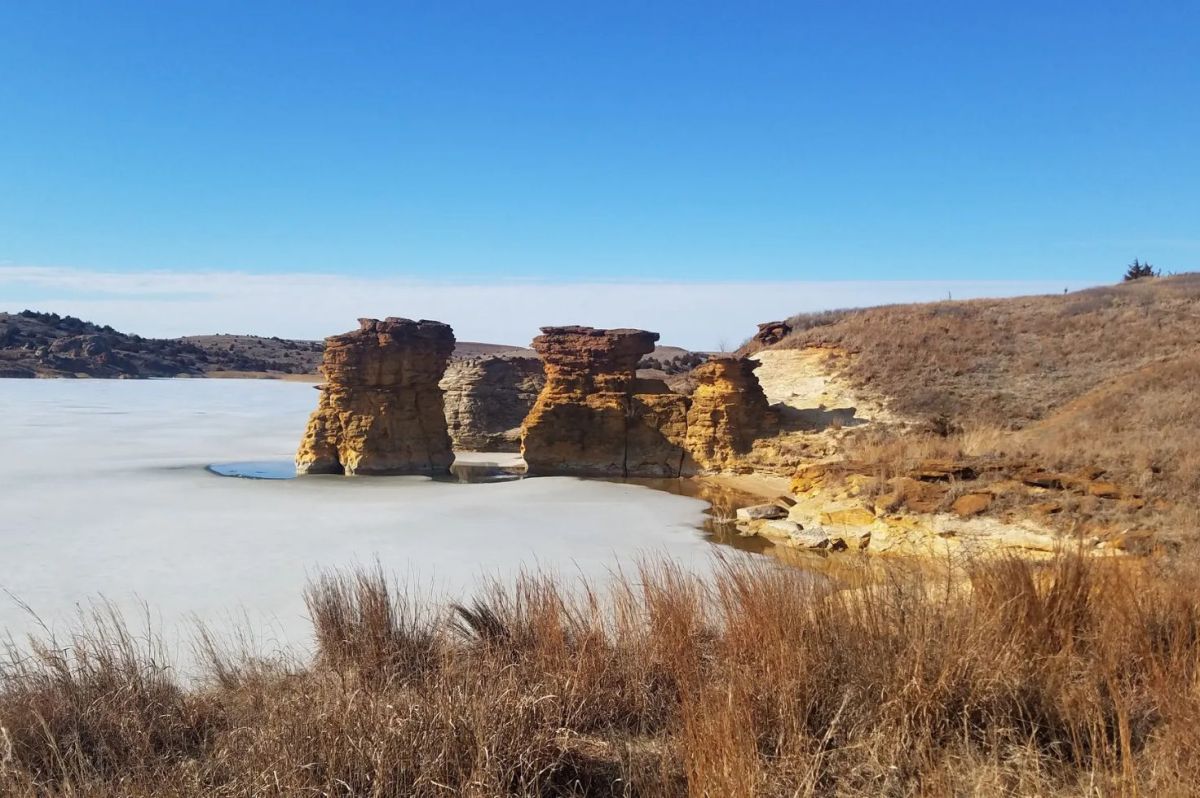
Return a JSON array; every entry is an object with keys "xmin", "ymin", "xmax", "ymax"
[
  {"xmin": 304, "ymin": 564, "xmax": 438, "ymax": 685},
  {"xmin": 3, "ymin": 554, "xmax": 1200, "ymax": 796}
]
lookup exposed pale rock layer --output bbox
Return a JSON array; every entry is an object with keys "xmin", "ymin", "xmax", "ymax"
[{"xmin": 296, "ymin": 318, "xmax": 455, "ymax": 475}]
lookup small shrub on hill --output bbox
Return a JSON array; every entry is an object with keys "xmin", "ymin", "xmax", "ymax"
[{"xmin": 1124, "ymin": 259, "xmax": 1159, "ymax": 281}]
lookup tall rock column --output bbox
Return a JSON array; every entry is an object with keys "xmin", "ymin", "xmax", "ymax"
[
  {"xmin": 522, "ymin": 326, "xmax": 681, "ymax": 476},
  {"xmin": 685, "ymin": 357, "xmax": 779, "ymax": 472},
  {"xmin": 296, "ymin": 318, "xmax": 456, "ymax": 475}
]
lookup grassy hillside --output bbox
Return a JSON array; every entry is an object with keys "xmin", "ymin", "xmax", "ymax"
[
  {"xmin": 752, "ymin": 274, "xmax": 1200, "ymax": 542},
  {"xmin": 763, "ymin": 274, "xmax": 1200, "ymax": 428}
]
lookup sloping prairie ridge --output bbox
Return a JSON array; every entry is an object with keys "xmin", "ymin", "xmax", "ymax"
[
  {"xmin": 754, "ymin": 274, "xmax": 1200, "ymax": 543},
  {"xmin": 767, "ymin": 273, "xmax": 1200, "ymax": 429}
]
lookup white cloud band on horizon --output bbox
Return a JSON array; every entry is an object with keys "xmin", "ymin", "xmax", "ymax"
[{"xmin": 1, "ymin": 266, "xmax": 1081, "ymax": 350}]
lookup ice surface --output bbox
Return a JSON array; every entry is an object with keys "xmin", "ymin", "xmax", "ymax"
[{"xmin": 0, "ymin": 378, "xmax": 748, "ymax": 663}]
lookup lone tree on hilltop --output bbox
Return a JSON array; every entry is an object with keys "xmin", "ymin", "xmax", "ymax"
[{"xmin": 1124, "ymin": 259, "xmax": 1159, "ymax": 281}]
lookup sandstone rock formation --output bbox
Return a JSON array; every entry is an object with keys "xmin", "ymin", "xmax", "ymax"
[
  {"xmin": 439, "ymin": 355, "xmax": 544, "ymax": 452},
  {"xmin": 296, "ymin": 318, "xmax": 455, "ymax": 475},
  {"xmin": 753, "ymin": 320, "xmax": 792, "ymax": 348},
  {"xmin": 685, "ymin": 357, "xmax": 779, "ymax": 472},
  {"xmin": 521, "ymin": 327, "xmax": 777, "ymax": 477},
  {"xmin": 772, "ymin": 455, "xmax": 1147, "ymax": 556},
  {"xmin": 627, "ymin": 381, "xmax": 692, "ymax": 477},
  {"xmin": 522, "ymin": 327, "xmax": 662, "ymax": 476}
]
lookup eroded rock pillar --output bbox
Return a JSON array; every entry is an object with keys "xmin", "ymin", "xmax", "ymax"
[
  {"xmin": 296, "ymin": 317, "xmax": 455, "ymax": 475},
  {"xmin": 684, "ymin": 357, "xmax": 779, "ymax": 472},
  {"xmin": 522, "ymin": 326, "xmax": 688, "ymax": 476}
]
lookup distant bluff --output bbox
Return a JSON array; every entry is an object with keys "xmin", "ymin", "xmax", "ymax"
[{"xmin": 0, "ymin": 310, "xmax": 322, "ymax": 378}]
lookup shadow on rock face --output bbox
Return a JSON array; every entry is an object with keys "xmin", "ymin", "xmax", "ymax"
[{"xmin": 774, "ymin": 403, "xmax": 868, "ymax": 432}]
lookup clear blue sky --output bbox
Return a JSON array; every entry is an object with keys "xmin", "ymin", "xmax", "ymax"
[{"xmin": 1, "ymin": 1, "xmax": 1197, "ymax": 284}]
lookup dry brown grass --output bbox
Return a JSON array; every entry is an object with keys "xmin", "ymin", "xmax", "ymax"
[
  {"xmin": 775, "ymin": 274, "xmax": 1200, "ymax": 429},
  {"xmin": 4, "ymin": 555, "xmax": 1200, "ymax": 796},
  {"xmin": 761, "ymin": 275, "xmax": 1200, "ymax": 534},
  {"xmin": 1014, "ymin": 354, "xmax": 1200, "ymax": 500}
]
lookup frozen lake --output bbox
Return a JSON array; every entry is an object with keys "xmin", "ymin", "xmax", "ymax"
[{"xmin": 0, "ymin": 378, "xmax": 752, "ymax": 659}]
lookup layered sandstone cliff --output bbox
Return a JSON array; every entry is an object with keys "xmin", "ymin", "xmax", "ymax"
[
  {"xmin": 627, "ymin": 381, "xmax": 692, "ymax": 477},
  {"xmin": 296, "ymin": 318, "xmax": 455, "ymax": 475},
  {"xmin": 521, "ymin": 327, "xmax": 660, "ymax": 476},
  {"xmin": 521, "ymin": 327, "xmax": 775, "ymax": 477},
  {"xmin": 440, "ymin": 355, "xmax": 545, "ymax": 452}
]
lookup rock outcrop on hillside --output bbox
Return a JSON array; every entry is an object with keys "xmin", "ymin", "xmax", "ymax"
[
  {"xmin": 521, "ymin": 327, "xmax": 776, "ymax": 477},
  {"xmin": 296, "ymin": 318, "xmax": 456, "ymax": 475},
  {"xmin": 0, "ymin": 311, "xmax": 211, "ymax": 378},
  {"xmin": 753, "ymin": 320, "xmax": 792, "ymax": 348},
  {"xmin": 685, "ymin": 357, "xmax": 779, "ymax": 471},
  {"xmin": 440, "ymin": 355, "xmax": 544, "ymax": 452},
  {"xmin": 181, "ymin": 334, "xmax": 323, "ymax": 374}
]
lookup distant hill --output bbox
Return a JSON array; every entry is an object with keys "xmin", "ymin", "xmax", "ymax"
[
  {"xmin": 180, "ymin": 334, "xmax": 326, "ymax": 376},
  {"xmin": 185, "ymin": 336, "xmax": 540, "ymax": 375},
  {"xmin": 1, "ymin": 310, "xmax": 704, "ymax": 380},
  {"xmin": 0, "ymin": 312, "xmax": 324, "ymax": 378},
  {"xmin": 451, "ymin": 341, "xmax": 537, "ymax": 360},
  {"xmin": 0, "ymin": 312, "xmax": 535, "ymax": 378},
  {"xmin": 1, "ymin": 311, "xmax": 210, "ymax": 378}
]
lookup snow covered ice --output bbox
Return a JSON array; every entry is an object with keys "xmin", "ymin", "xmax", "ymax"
[{"xmin": 0, "ymin": 378, "xmax": 742, "ymax": 660}]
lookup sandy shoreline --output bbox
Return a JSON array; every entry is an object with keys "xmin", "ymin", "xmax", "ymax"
[{"xmin": 201, "ymin": 370, "xmax": 322, "ymax": 382}]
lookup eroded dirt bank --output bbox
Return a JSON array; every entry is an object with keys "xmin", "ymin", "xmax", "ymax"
[{"xmin": 686, "ymin": 346, "xmax": 1138, "ymax": 561}]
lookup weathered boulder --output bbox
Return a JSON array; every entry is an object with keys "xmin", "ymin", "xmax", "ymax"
[
  {"xmin": 522, "ymin": 326, "xmax": 668, "ymax": 476},
  {"xmin": 440, "ymin": 355, "xmax": 544, "ymax": 452},
  {"xmin": 735, "ymin": 503, "xmax": 789, "ymax": 522},
  {"xmin": 684, "ymin": 357, "xmax": 779, "ymax": 472},
  {"xmin": 757, "ymin": 519, "xmax": 805, "ymax": 539},
  {"xmin": 749, "ymin": 519, "xmax": 847, "ymax": 550},
  {"xmin": 753, "ymin": 320, "xmax": 792, "ymax": 348},
  {"xmin": 951, "ymin": 492, "xmax": 993, "ymax": 517},
  {"xmin": 296, "ymin": 318, "xmax": 455, "ymax": 475}
]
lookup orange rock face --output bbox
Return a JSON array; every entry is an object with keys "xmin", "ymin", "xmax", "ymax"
[
  {"xmin": 628, "ymin": 388, "xmax": 692, "ymax": 477},
  {"xmin": 952, "ymin": 492, "xmax": 993, "ymax": 517},
  {"xmin": 684, "ymin": 357, "xmax": 779, "ymax": 472},
  {"xmin": 521, "ymin": 327, "xmax": 663, "ymax": 476},
  {"xmin": 521, "ymin": 328, "xmax": 775, "ymax": 476},
  {"xmin": 296, "ymin": 318, "xmax": 455, "ymax": 475}
]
